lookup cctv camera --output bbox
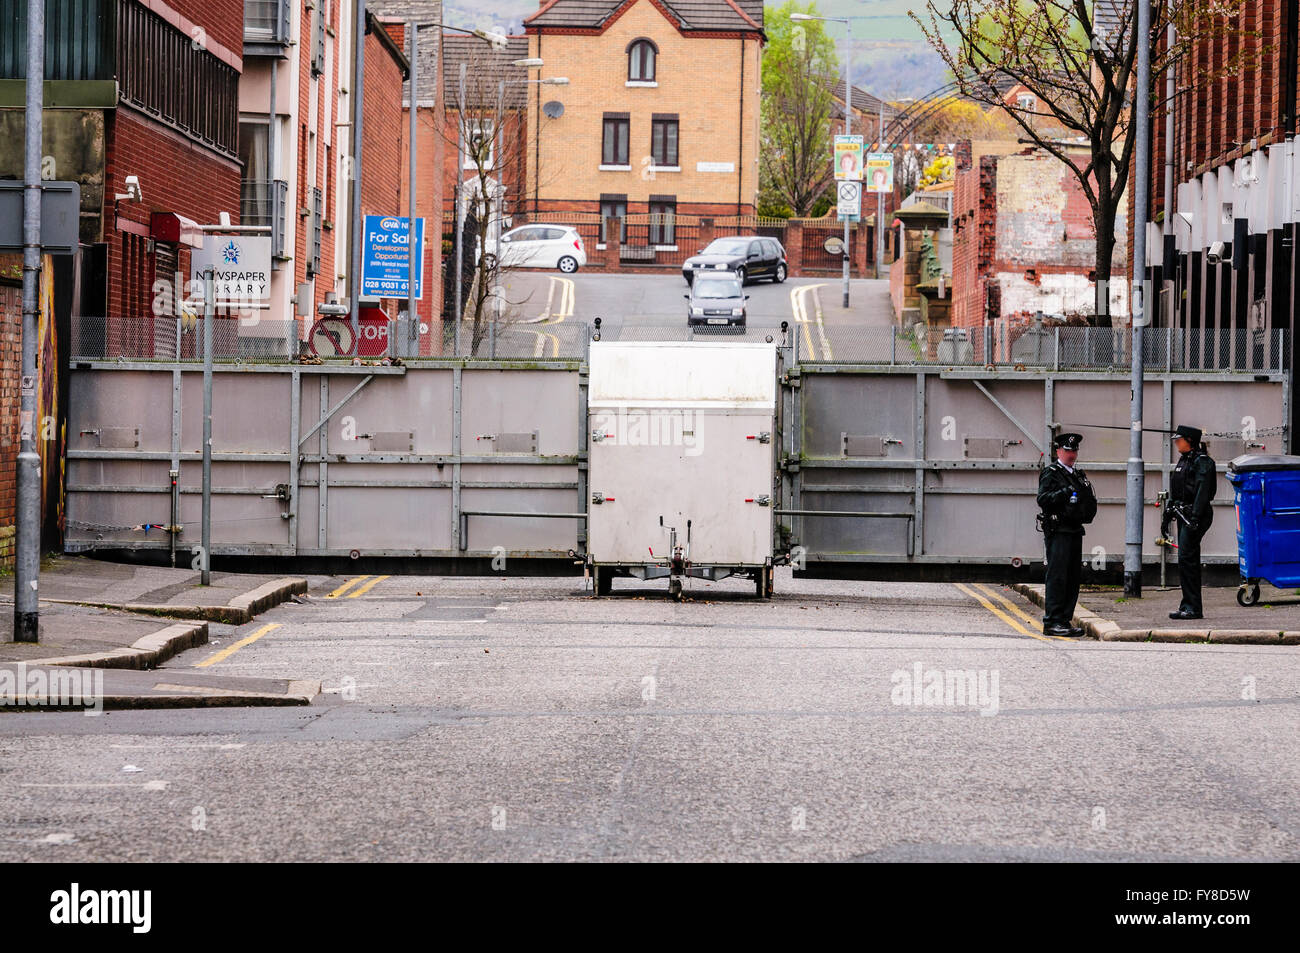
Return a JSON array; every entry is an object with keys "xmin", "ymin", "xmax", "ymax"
[
  {"xmin": 1206, "ymin": 240, "xmax": 1224, "ymax": 265},
  {"xmin": 124, "ymin": 175, "xmax": 142, "ymax": 201}
]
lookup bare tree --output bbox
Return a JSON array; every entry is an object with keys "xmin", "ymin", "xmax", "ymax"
[
  {"xmin": 914, "ymin": 0, "xmax": 1254, "ymax": 325},
  {"xmin": 440, "ymin": 40, "xmax": 536, "ymax": 355}
]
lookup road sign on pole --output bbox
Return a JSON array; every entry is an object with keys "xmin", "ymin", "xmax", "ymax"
[
  {"xmin": 836, "ymin": 180, "xmax": 861, "ymax": 221},
  {"xmin": 362, "ymin": 215, "xmax": 425, "ymax": 299}
]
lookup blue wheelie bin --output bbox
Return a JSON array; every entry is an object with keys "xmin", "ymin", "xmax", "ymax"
[{"xmin": 1226, "ymin": 453, "xmax": 1300, "ymax": 606}]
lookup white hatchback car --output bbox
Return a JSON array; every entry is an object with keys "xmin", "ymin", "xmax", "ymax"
[{"xmin": 482, "ymin": 225, "xmax": 586, "ymax": 273}]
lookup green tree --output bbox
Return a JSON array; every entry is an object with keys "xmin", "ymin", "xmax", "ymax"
[{"xmin": 760, "ymin": 1, "xmax": 840, "ymax": 218}]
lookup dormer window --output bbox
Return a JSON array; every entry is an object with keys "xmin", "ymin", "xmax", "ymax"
[{"xmin": 628, "ymin": 39, "xmax": 657, "ymax": 83}]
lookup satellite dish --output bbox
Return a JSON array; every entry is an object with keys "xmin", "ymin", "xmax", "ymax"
[{"xmin": 543, "ymin": 100, "xmax": 565, "ymax": 119}]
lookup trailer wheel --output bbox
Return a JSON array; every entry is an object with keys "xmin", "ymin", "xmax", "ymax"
[{"xmin": 1237, "ymin": 582, "xmax": 1261, "ymax": 607}]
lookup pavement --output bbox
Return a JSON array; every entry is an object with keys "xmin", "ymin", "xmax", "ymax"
[
  {"xmin": 0, "ymin": 554, "xmax": 309, "ymax": 624},
  {"xmin": 1013, "ymin": 582, "xmax": 1300, "ymax": 644},
  {"xmin": 1, "ymin": 556, "xmax": 317, "ymax": 709}
]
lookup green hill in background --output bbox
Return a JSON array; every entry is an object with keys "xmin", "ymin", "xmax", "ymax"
[{"xmin": 437, "ymin": 0, "xmax": 948, "ymax": 100}]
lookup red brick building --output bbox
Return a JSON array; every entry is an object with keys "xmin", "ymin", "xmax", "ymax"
[
  {"xmin": 0, "ymin": 279, "xmax": 19, "ymax": 565},
  {"xmin": 951, "ymin": 141, "xmax": 1128, "ymax": 329},
  {"xmin": 0, "ymin": 0, "xmax": 245, "ymax": 356},
  {"xmin": 0, "ymin": 0, "xmax": 248, "ymax": 559}
]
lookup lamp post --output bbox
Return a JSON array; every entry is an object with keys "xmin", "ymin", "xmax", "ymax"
[
  {"xmin": 14, "ymin": 0, "xmax": 44, "ymax": 641},
  {"xmin": 792, "ymin": 12, "xmax": 852, "ymax": 308},
  {"xmin": 1124, "ymin": 0, "xmax": 1154, "ymax": 597}
]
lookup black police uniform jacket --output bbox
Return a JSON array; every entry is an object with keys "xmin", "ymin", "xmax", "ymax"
[
  {"xmin": 1171, "ymin": 447, "xmax": 1217, "ymax": 529},
  {"xmin": 1037, "ymin": 461, "xmax": 1098, "ymax": 534}
]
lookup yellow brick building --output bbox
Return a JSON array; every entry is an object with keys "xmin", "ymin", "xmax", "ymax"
[{"xmin": 523, "ymin": 0, "xmax": 763, "ymax": 231}]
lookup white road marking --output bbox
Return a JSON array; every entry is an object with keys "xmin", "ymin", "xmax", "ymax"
[{"xmin": 22, "ymin": 781, "xmax": 169, "ymax": 791}]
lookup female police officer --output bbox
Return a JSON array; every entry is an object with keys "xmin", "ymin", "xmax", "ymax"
[{"xmin": 1036, "ymin": 433, "xmax": 1098, "ymax": 637}]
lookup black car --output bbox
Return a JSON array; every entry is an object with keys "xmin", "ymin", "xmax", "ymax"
[
  {"xmin": 684, "ymin": 272, "xmax": 748, "ymax": 327},
  {"xmin": 682, "ymin": 236, "xmax": 787, "ymax": 286}
]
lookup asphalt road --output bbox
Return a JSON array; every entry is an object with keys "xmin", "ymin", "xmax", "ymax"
[
  {"xmin": 2, "ymin": 571, "xmax": 1297, "ymax": 862},
  {"xmin": 484, "ymin": 271, "xmax": 894, "ymax": 359}
]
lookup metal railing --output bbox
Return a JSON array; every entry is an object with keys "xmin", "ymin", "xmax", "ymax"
[
  {"xmin": 73, "ymin": 317, "xmax": 301, "ymax": 362},
  {"xmin": 68, "ymin": 314, "xmax": 1289, "ymax": 374},
  {"xmin": 244, "ymin": 0, "xmax": 291, "ymax": 47},
  {"xmin": 240, "ymin": 178, "xmax": 288, "ymax": 259},
  {"xmin": 791, "ymin": 324, "xmax": 1290, "ymax": 371}
]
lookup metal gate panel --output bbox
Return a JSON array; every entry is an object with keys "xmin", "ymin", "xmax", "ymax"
[
  {"xmin": 65, "ymin": 364, "xmax": 586, "ymax": 559},
  {"xmin": 788, "ymin": 366, "xmax": 1289, "ymax": 568},
  {"xmin": 925, "ymin": 378, "xmax": 1045, "ymax": 461},
  {"xmin": 801, "ymin": 372, "xmax": 916, "ymax": 459}
]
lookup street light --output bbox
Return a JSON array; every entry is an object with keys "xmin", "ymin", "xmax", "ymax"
[{"xmin": 792, "ymin": 12, "xmax": 853, "ymax": 309}]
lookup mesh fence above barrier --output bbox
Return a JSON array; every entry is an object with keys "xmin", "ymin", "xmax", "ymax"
[
  {"xmin": 788, "ymin": 324, "xmax": 1290, "ymax": 372},
  {"xmin": 67, "ymin": 313, "xmax": 1290, "ymax": 372}
]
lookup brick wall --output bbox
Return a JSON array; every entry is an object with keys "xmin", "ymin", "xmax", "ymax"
[
  {"xmin": 361, "ymin": 28, "xmax": 406, "ymax": 221},
  {"xmin": 403, "ymin": 104, "xmax": 446, "ymax": 335},
  {"xmin": 165, "ymin": 0, "xmax": 245, "ymax": 63},
  {"xmin": 951, "ymin": 153, "xmax": 996, "ymax": 329},
  {"xmin": 0, "ymin": 281, "xmax": 17, "ymax": 566},
  {"xmin": 103, "ymin": 107, "xmax": 242, "ymax": 321},
  {"xmin": 951, "ymin": 144, "xmax": 1127, "ymax": 328}
]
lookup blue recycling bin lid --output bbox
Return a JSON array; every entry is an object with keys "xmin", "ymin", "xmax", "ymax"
[{"xmin": 1227, "ymin": 453, "xmax": 1300, "ymax": 476}]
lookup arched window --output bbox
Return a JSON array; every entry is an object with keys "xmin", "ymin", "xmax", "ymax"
[{"xmin": 627, "ymin": 39, "xmax": 657, "ymax": 82}]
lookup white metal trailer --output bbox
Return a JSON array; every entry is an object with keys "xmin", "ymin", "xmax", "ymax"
[{"xmin": 586, "ymin": 340, "xmax": 779, "ymax": 598}]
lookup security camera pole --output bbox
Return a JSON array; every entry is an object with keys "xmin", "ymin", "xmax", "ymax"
[
  {"xmin": 14, "ymin": 0, "xmax": 45, "ymax": 642},
  {"xmin": 1124, "ymin": 0, "xmax": 1153, "ymax": 598}
]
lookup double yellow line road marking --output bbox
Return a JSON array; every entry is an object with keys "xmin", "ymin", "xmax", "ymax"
[
  {"xmin": 325, "ymin": 575, "xmax": 390, "ymax": 599},
  {"xmin": 955, "ymin": 582, "xmax": 1073, "ymax": 642},
  {"xmin": 790, "ymin": 283, "xmax": 831, "ymax": 360},
  {"xmin": 197, "ymin": 574, "xmax": 390, "ymax": 667},
  {"xmin": 534, "ymin": 275, "xmax": 575, "ymax": 357},
  {"xmin": 196, "ymin": 622, "xmax": 281, "ymax": 668}
]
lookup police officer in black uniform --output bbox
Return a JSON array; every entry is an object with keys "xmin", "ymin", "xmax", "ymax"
[
  {"xmin": 1168, "ymin": 424, "xmax": 1217, "ymax": 620},
  {"xmin": 1037, "ymin": 433, "xmax": 1098, "ymax": 637}
]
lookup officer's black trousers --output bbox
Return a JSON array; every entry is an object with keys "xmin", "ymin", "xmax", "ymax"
[
  {"xmin": 1043, "ymin": 531, "xmax": 1083, "ymax": 628},
  {"xmin": 1177, "ymin": 517, "xmax": 1211, "ymax": 615}
]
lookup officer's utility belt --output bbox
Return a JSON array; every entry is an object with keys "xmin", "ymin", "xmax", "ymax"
[{"xmin": 1036, "ymin": 513, "xmax": 1060, "ymax": 534}]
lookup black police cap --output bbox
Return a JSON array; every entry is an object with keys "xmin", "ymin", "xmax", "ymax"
[
  {"xmin": 1055, "ymin": 432, "xmax": 1083, "ymax": 451},
  {"xmin": 1173, "ymin": 424, "xmax": 1202, "ymax": 444}
]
